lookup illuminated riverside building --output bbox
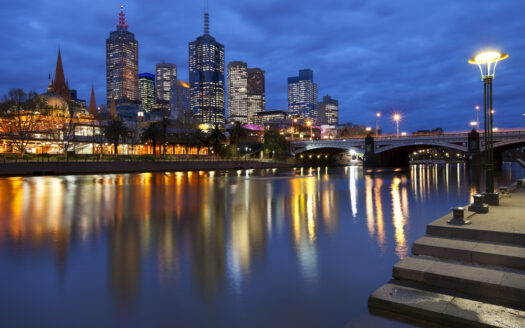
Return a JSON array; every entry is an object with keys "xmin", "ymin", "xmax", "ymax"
[
  {"xmin": 288, "ymin": 69, "xmax": 318, "ymax": 121},
  {"xmin": 189, "ymin": 9, "xmax": 225, "ymax": 126},
  {"xmin": 227, "ymin": 62, "xmax": 265, "ymax": 124},
  {"xmin": 156, "ymin": 62, "xmax": 177, "ymax": 102},
  {"xmin": 254, "ymin": 110, "xmax": 288, "ymax": 126},
  {"xmin": 317, "ymin": 95, "xmax": 339, "ymax": 125},
  {"xmin": 106, "ymin": 6, "xmax": 139, "ymax": 106},
  {"xmin": 138, "ymin": 73, "xmax": 155, "ymax": 112},
  {"xmin": 170, "ymin": 80, "xmax": 191, "ymax": 119},
  {"xmin": 227, "ymin": 61, "xmax": 248, "ymax": 123}
]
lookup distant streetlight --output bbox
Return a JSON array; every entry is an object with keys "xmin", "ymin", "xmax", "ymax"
[
  {"xmin": 401, "ymin": 132, "xmax": 407, "ymax": 137},
  {"xmin": 470, "ymin": 121, "xmax": 477, "ymax": 129},
  {"xmin": 365, "ymin": 127, "xmax": 372, "ymax": 134},
  {"xmin": 469, "ymin": 49, "xmax": 508, "ymax": 194},
  {"xmin": 475, "ymin": 105, "xmax": 480, "ymax": 130},
  {"xmin": 375, "ymin": 112, "xmax": 381, "ymax": 137},
  {"xmin": 393, "ymin": 114, "xmax": 401, "ymax": 138}
]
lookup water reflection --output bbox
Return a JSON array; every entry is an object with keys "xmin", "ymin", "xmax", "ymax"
[{"xmin": 0, "ymin": 163, "xmax": 523, "ymax": 326}]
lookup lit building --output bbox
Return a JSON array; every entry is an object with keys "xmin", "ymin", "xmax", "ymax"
[
  {"xmin": 227, "ymin": 61, "xmax": 248, "ymax": 123},
  {"xmin": 254, "ymin": 110, "xmax": 288, "ymax": 126},
  {"xmin": 189, "ymin": 9, "xmax": 225, "ymax": 126},
  {"xmin": 227, "ymin": 62, "xmax": 265, "ymax": 124},
  {"xmin": 156, "ymin": 62, "xmax": 177, "ymax": 102},
  {"xmin": 170, "ymin": 80, "xmax": 191, "ymax": 119},
  {"xmin": 138, "ymin": 73, "xmax": 155, "ymax": 112},
  {"xmin": 317, "ymin": 95, "xmax": 339, "ymax": 125},
  {"xmin": 247, "ymin": 68, "xmax": 265, "ymax": 124},
  {"xmin": 106, "ymin": 6, "xmax": 139, "ymax": 106},
  {"xmin": 288, "ymin": 69, "xmax": 318, "ymax": 121}
]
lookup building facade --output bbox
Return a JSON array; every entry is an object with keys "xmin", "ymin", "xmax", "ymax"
[
  {"xmin": 188, "ymin": 11, "xmax": 225, "ymax": 126},
  {"xmin": 317, "ymin": 95, "xmax": 339, "ymax": 125},
  {"xmin": 227, "ymin": 61, "xmax": 248, "ymax": 123},
  {"xmin": 106, "ymin": 6, "xmax": 139, "ymax": 106},
  {"xmin": 288, "ymin": 69, "xmax": 318, "ymax": 121},
  {"xmin": 156, "ymin": 62, "xmax": 177, "ymax": 102},
  {"xmin": 138, "ymin": 73, "xmax": 155, "ymax": 112},
  {"xmin": 170, "ymin": 80, "xmax": 191, "ymax": 120},
  {"xmin": 254, "ymin": 110, "xmax": 287, "ymax": 126},
  {"xmin": 227, "ymin": 62, "xmax": 265, "ymax": 124}
]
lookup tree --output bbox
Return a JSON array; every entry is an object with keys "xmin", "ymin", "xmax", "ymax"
[
  {"xmin": 47, "ymin": 103, "xmax": 79, "ymax": 160},
  {"xmin": 263, "ymin": 128, "xmax": 289, "ymax": 159},
  {"xmin": 0, "ymin": 88, "xmax": 45, "ymax": 157},
  {"xmin": 189, "ymin": 129, "xmax": 208, "ymax": 155},
  {"xmin": 140, "ymin": 122, "xmax": 162, "ymax": 157},
  {"xmin": 229, "ymin": 121, "xmax": 247, "ymax": 157},
  {"xmin": 207, "ymin": 124, "xmax": 226, "ymax": 156},
  {"xmin": 104, "ymin": 119, "xmax": 130, "ymax": 156}
]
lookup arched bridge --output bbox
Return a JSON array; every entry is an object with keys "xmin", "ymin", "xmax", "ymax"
[{"xmin": 291, "ymin": 129, "xmax": 525, "ymax": 166}]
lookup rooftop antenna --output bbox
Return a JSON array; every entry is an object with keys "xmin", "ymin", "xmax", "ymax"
[
  {"xmin": 204, "ymin": 0, "xmax": 209, "ymax": 34},
  {"xmin": 117, "ymin": 4, "xmax": 129, "ymax": 30}
]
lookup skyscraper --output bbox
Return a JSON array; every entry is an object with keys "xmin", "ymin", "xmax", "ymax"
[
  {"xmin": 227, "ymin": 62, "xmax": 265, "ymax": 124},
  {"xmin": 138, "ymin": 73, "xmax": 155, "ymax": 112},
  {"xmin": 155, "ymin": 62, "xmax": 177, "ymax": 102},
  {"xmin": 288, "ymin": 69, "xmax": 318, "ymax": 121},
  {"xmin": 227, "ymin": 61, "xmax": 248, "ymax": 123},
  {"xmin": 106, "ymin": 6, "xmax": 139, "ymax": 106},
  {"xmin": 317, "ymin": 95, "xmax": 339, "ymax": 125},
  {"xmin": 170, "ymin": 80, "xmax": 191, "ymax": 120},
  {"xmin": 189, "ymin": 7, "xmax": 225, "ymax": 126},
  {"xmin": 247, "ymin": 68, "xmax": 265, "ymax": 123}
]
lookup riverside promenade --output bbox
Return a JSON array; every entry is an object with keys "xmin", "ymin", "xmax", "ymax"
[
  {"xmin": 0, "ymin": 159, "xmax": 294, "ymax": 177},
  {"xmin": 369, "ymin": 181, "xmax": 525, "ymax": 327}
]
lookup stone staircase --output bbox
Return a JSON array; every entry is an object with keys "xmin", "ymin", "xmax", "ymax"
[{"xmin": 369, "ymin": 189, "xmax": 525, "ymax": 327}]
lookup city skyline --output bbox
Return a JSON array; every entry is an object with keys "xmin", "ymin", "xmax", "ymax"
[{"xmin": 1, "ymin": 1, "xmax": 525, "ymax": 132}]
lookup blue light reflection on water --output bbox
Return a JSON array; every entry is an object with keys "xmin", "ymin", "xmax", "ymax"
[{"xmin": 0, "ymin": 163, "xmax": 523, "ymax": 327}]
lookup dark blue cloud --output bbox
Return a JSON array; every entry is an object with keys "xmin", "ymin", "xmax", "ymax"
[{"xmin": 1, "ymin": 0, "xmax": 524, "ymax": 132}]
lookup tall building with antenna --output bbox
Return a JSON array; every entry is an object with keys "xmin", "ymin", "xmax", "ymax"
[
  {"xmin": 188, "ymin": 1, "xmax": 225, "ymax": 126},
  {"xmin": 106, "ymin": 6, "xmax": 139, "ymax": 107}
]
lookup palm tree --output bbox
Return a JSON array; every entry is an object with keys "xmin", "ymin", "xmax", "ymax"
[
  {"xmin": 208, "ymin": 124, "xmax": 226, "ymax": 156},
  {"xmin": 229, "ymin": 121, "xmax": 247, "ymax": 157},
  {"xmin": 140, "ymin": 122, "xmax": 161, "ymax": 157},
  {"xmin": 104, "ymin": 119, "xmax": 130, "ymax": 156}
]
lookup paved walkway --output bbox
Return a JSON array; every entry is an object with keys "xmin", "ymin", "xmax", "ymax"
[{"xmin": 369, "ymin": 182, "xmax": 525, "ymax": 328}]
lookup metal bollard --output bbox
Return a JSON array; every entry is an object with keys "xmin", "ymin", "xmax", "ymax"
[
  {"xmin": 448, "ymin": 206, "xmax": 471, "ymax": 225},
  {"xmin": 468, "ymin": 194, "xmax": 489, "ymax": 214}
]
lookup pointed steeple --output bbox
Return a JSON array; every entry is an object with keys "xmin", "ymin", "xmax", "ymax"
[
  {"xmin": 47, "ymin": 73, "xmax": 54, "ymax": 92},
  {"xmin": 117, "ymin": 5, "xmax": 129, "ymax": 30},
  {"xmin": 88, "ymin": 86, "xmax": 97, "ymax": 115},
  {"xmin": 204, "ymin": 0, "xmax": 209, "ymax": 35},
  {"xmin": 110, "ymin": 93, "xmax": 117, "ymax": 118},
  {"xmin": 53, "ymin": 48, "xmax": 70, "ymax": 101}
]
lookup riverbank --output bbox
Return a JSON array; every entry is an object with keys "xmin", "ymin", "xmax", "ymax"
[
  {"xmin": 0, "ymin": 159, "xmax": 295, "ymax": 177},
  {"xmin": 369, "ymin": 181, "xmax": 525, "ymax": 327}
]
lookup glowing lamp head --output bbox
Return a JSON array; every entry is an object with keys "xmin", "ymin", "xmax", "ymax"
[
  {"xmin": 365, "ymin": 127, "xmax": 372, "ymax": 132},
  {"xmin": 376, "ymin": 112, "xmax": 381, "ymax": 117},
  {"xmin": 469, "ymin": 50, "xmax": 508, "ymax": 79},
  {"xmin": 470, "ymin": 121, "xmax": 477, "ymax": 127},
  {"xmin": 393, "ymin": 114, "xmax": 401, "ymax": 122},
  {"xmin": 306, "ymin": 121, "xmax": 312, "ymax": 126}
]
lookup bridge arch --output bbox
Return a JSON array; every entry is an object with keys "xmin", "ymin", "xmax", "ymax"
[
  {"xmin": 374, "ymin": 143, "xmax": 468, "ymax": 167},
  {"xmin": 293, "ymin": 145, "xmax": 364, "ymax": 155}
]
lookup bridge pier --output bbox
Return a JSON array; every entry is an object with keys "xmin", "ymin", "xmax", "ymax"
[{"xmin": 363, "ymin": 134, "xmax": 379, "ymax": 168}]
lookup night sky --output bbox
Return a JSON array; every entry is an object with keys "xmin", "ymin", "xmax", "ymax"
[{"xmin": 1, "ymin": 0, "xmax": 524, "ymax": 133}]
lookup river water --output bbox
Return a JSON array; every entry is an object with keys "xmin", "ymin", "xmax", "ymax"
[{"xmin": 0, "ymin": 163, "xmax": 523, "ymax": 328}]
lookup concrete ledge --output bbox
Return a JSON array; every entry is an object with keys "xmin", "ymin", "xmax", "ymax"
[
  {"xmin": 369, "ymin": 281, "xmax": 525, "ymax": 328},
  {"xmin": 412, "ymin": 236, "xmax": 525, "ymax": 270},
  {"xmin": 393, "ymin": 256, "xmax": 525, "ymax": 305}
]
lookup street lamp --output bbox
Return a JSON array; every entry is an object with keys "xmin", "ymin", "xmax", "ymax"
[
  {"xmin": 470, "ymin": 121, "xmax": 477, "ymax": 129},
  {"xmin": 376, "ymin": 112, "xmax": 381, "ymax": 137},
  {"xmin": 469, "ymin": 49, "xmax": 508, "ymax": 194},
  {"xmin": 307, "ymin": 120, "xmax": 313, "ymax": 140},
  {"xmin": 393, "ymin": 113, "xmax": 401, "ymax": 138},
  {"xmin": 475, "ymin": 105, "xmax": 480, "ymax": 130},
  {"xmin": 292, "ymin": 118, "xmax": 298, "ymax": 140}
]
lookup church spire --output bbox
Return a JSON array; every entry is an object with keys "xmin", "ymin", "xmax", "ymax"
[
  {"xmin": 204, "ymin": 0, "xmax": 209, "ymax": 35},
  {"xmin": 53, "ymin": 48, "xmax": 70, "ymax": 101},
  {"xmin": 88, "ymin": 86, "xmax": 97, "ymax": 115},
  {"xmin": 117, "ymin": 5, "xmax": 129, "ymax": 30}
]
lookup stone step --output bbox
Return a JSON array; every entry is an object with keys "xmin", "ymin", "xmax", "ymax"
[
  {"xmin": 426, "ymin": 221, "xmax": 525, "ymax": 247},
  {"xmin": 393, "ymin": 256, "xmax": 525, "ymax": 306},
  {"xmin": 412, "ymin": 236, "xmax": 525, "ymax": 270},
  {"xmin": 369, "ymin": 281, "xmax": 525, "ymax": 328}
]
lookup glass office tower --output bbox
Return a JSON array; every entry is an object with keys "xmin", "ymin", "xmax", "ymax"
[
  {"xmin": 138, "ymin": 73, "xmax": 155, "ymax": 112},
  {"xmin": 156, "ymin": 62, "xmax": 177, "ymax": 102},
  {"xmin": 106, "ymin": 6, "xmax": 139, "ymax": 106},
  {"xmin": 288, "ymin": 69, "xmax": 318, "ymax": 121}
]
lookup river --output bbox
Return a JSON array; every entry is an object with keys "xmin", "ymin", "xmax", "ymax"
[{"xmin": 0, "ymin": 163, "xmax": 523, "ymax": 327}]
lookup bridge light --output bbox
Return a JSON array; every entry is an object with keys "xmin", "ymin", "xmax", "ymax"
[
  {"xmin": 493, "ymin": 127, "xmax": 499, "ymax": 132},
  {"xmin": 376, "ymin": 112, "xmax": 381, "ymax": 118},
  {"xmin": 401, "ymin": 132, "xmax": 407, "ymax": 136}
]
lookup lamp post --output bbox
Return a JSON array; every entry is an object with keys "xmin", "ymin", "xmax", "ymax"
[
  {"xmin": 475, "ymin": 105, "xmax": 480, "ymax": 130},
  {"xmin": 375, "ymin": 112, "xmax": 381, "ymax": 137},
  {"xmin": 469, "ymin": 50, "xmax": 508, "ymax": 195},
  {"xmin": 393, "ymin": 114, "xmax": 401, "ymax": 138},
  {"xmin": 292, "ymin": 118, "xmax": 298, "ymax": 141},
  {"xmin": 307, "ymin": 120, "xmax": 313, "ymax": 140}
]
